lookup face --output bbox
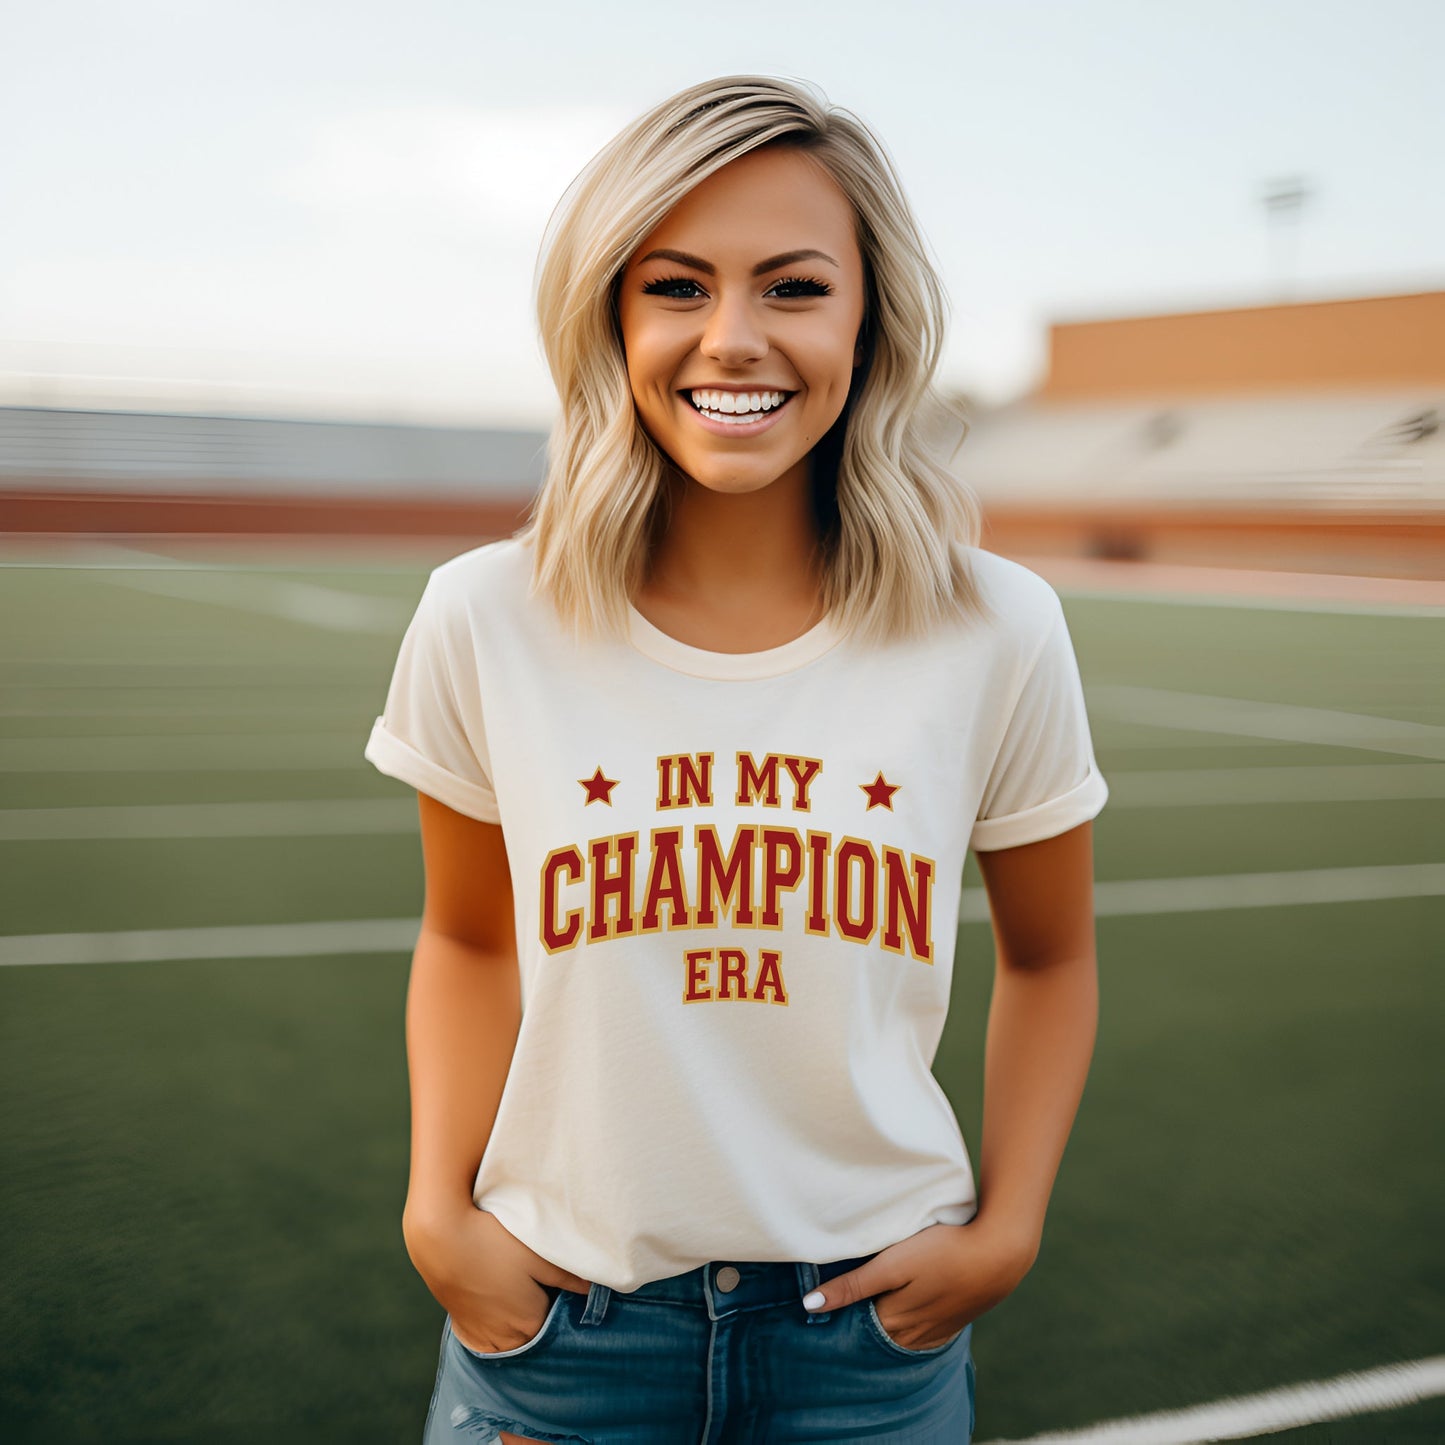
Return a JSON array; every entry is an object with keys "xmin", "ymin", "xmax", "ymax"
[{"xmin": 616, "ymin": 145, "xmax": 868, "ymax": 498}]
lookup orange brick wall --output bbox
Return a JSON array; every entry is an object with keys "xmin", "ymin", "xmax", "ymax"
[{"xmin": 1043, "ymin": 290, "xmax": 1445, "ymax": 399}]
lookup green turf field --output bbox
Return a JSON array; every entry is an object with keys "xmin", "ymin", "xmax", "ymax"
[{"xmin": 1, "ymin": 547, "xmax": 1441, "ymax": 1443}]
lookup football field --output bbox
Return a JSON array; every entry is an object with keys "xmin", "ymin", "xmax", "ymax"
[{"xmin": 1, "ymin": 544, "xmax": 1441, "ymax": 1443}]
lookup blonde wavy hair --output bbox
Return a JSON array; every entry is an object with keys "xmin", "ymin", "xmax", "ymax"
[{"xmin": 520, "ymin": 74, "xmax": 991, "ymax": 644}]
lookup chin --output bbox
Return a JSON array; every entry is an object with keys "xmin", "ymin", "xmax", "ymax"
[
  {"xmin": 685, "ymin": 469, "xmax": 784, "ymax": 496},
  {"xmin": 664, "ymin": 449, "xmax": 801, "ymax": 494}
]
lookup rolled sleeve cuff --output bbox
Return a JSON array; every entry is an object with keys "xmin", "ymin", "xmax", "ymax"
[
  {"xmin": 363, "ymin": 718, "xmax": 501, "ymax": 824},
  {"xmin": 970, "ymin": 762, "xmax": 1109, "ymax": 853}
]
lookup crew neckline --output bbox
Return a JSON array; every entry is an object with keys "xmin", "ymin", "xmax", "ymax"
[{"xmin": 625, "ymin": 604, "xmax": 845, "ymax": 680}]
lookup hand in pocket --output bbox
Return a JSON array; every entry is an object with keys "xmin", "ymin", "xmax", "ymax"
[
  {"xmin": 809, "ymin": 1222, "xmax": 1035, "ymax": 1351},
  {"xmin": 408, "ymin": 1205, "xmax": 594, "ymax": 1355}
]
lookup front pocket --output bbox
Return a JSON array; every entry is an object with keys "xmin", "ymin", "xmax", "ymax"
[
  {"xmin": 450, "ymin": 1287, "xmax": 567, "ymax": 1361},
  {"xmin": 862, "ymin": 1299, "xmax": 965, "ymax": 1360}
]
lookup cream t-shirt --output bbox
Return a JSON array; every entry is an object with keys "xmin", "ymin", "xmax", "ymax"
[{"xmin": 365, "ymin": 536, "xmax": 1108, "ymax": 1291}]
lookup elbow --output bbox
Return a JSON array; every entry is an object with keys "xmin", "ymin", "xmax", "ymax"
[{"xmin": 994, "ymin": 945, "xmax": 1097, "ymax": 976}]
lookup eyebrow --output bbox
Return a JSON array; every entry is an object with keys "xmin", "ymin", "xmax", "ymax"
[{"xmin": 635, "ymin": 247, "xmax": 840, "ymax": 277}]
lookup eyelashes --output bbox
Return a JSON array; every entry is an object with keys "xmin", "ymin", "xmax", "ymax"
[
  {"xmin": 640, "ymin": 276, "xmax": 705, "ymax": 299},
  {"xmin": 768, "ymin": 276, "xmax": 835, "ymax": 299},
  {"xmin": 641, "ymin": 275, "xmax": 834, "ymax": 300}
]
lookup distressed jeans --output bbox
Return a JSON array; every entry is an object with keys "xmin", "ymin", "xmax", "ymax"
[{"xmin": 424, "ymin": 1254, "xmax": 976, "ymax": 1444}]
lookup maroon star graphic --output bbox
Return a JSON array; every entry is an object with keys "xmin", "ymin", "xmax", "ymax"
[
  {"xmin": 579, "ymin": 766, "xmax": 619, "ymax": 806},
  {"xmin": 860, "ymin": 771, "xmax": 900, "ymax": 811}
]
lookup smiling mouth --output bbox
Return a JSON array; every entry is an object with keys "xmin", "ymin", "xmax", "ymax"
[{"xmin": 685, "ymin": 388, "xmax": 794, "ymax": 423}]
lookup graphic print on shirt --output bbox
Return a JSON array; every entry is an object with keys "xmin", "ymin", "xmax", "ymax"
[
  {"xmin": 578, "ymin": 766, "xmax": 619, "ymax": 804},
  {"xmin": 539, "ymin": 750, "xmax": 936, "ymax": 1007}
]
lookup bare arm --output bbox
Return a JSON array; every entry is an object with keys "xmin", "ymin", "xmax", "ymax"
[
  {"xmin": 401, "ymin": 791, "xmax": 520, "ymax": 1242},
  {"xmin": 400, "ymin": 790, "xmax": 592, "ymax": 1349},
  {"xmin": 781, "ymin": 818, "xmax": 1100, "ymax": 1339},
  {"xmin": 401, "ymin": 789, "xmax": 520, "ymax": 1247},
  {"xmin": 971, "ymin": 818, "xmax": 1100, "ymax": 1267}
]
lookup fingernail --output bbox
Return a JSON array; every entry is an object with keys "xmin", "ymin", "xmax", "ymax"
[{"xmin": 801, "ymin": 1290, "xmax": 825, "ymax": 1311}]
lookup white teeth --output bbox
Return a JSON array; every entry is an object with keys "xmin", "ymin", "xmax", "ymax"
[{"xmin": 689, "ymin": 388, "xmax": 787, "ymax": 418}]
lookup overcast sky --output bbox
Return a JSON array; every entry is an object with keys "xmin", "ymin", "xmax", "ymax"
[{"xmin": 2, "ymin": 0, "xmax": 1441, "ymax": 426}]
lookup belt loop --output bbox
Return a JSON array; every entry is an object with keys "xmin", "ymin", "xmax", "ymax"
[
  {"xmin": 796, "ymin": 1262, "xmax": 833, "ymax": 1324},
  {"xmin": 579, "ymin": 1280, "xmax": 611, "ymax": 1326}
]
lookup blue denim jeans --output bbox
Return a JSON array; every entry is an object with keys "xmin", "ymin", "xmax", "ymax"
[{"xmin": 424, "ymin": 1254, "xmax": 976, "ymax": 1443}]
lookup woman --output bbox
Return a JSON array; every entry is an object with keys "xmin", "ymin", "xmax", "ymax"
[{"xmin": 366, "ymin": 74, "xmax": 1108, "ymax": 1445}]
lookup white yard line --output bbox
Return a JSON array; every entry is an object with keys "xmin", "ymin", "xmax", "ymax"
[
  {"xmin": 1103, "ymin": 761, "xmax": 1445, "ymax": 806},
  {"xmin": 0, "ymin": 539, "xmax": 412, "ymax": 633},
  {"xmin": 0, "ymin": 543, "xmax": 427, "ymax": 575},
  {"xmin": 0, "ymin": 733, "xmax": 368, "ymax": 773},
  {"xmin": 1054, "ymin": 586, "xmax": 1445, "ymax": 620},
  {"xmin": 0, "ymin": 703, "xmax": 367, "ymax": 720},
  {"xmin": 0, "ymin": 542, "xmax": 254, "ymax": 571},
  {"xmin": 0, "ymin": 917, "xmax": 420, "ymax": 967},
  {"xmin": 4, "ymin": 862, "xmax": 1442, "ymax": 966},
  {"xmin": 981, "ymin": 1353, "xmax": 1445, "ymax": 1443},
  {"xmin": 956, "ymin": 862, "xmax": 1444, "ymax": 923},
  {"xmin": 0, "ymin": 798, "xmax": 415, "ymax": 840},
  {"xmin": 98, "ymin": 569, "xmax": 411, "ymax": 634},
  {"xmin": 1088, "ymin": 685, "xmax": 1445, "ymax": 761},
  {"xmin": 1028, "ymin": 553, "xmax": 1445, "ymax": 618}
]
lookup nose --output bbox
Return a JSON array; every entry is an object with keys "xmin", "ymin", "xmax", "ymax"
[{"xmin": 699, "ymin": 291, "xmax": 769, "ymax": 368}]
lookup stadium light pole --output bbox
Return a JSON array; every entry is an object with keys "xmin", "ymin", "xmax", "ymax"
[{"xmin": 1261, "ymin": 175, "xmax": 1312, "ymax": 303}]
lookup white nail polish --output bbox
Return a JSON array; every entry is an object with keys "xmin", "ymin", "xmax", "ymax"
[{"xmin": 802, "ymin": 1290, "xmax": 825, "ymax": 1311}]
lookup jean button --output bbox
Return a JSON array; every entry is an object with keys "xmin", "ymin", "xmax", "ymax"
[{"xmin": 715, "ymin": 1266, "xmax": 740, "ymax": 1292}]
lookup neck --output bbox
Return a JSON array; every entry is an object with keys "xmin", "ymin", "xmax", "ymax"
[{"xmin": 645, "ymin": 462, "xmax": 824, "ymax": 619}]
